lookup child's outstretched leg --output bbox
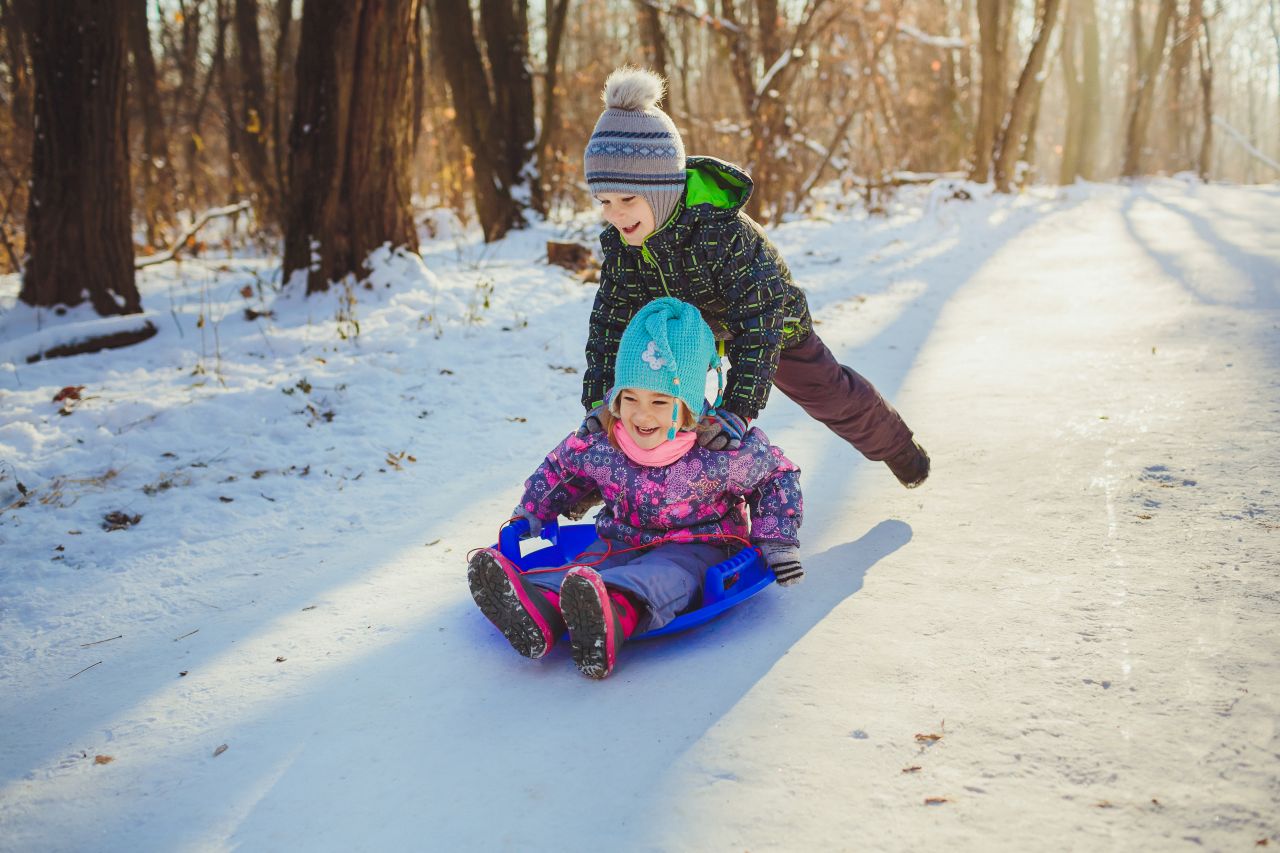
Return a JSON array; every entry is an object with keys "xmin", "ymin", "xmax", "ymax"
[
  {"xmin": 467, "ymin": 548, "xmax": 566, "ymax": 659},
  {"xmin": 558, "ymin": 566, "xmax": 639, "ymax": 679},
  {"xmin": 773, "ymin": 330, "xmax": 929, "ymax": 487}
]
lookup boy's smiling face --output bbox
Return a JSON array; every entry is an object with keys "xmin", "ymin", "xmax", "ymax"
[
  {"xmin": 595, "ymin": 192, "xmax": 656, "ymax": 246},
  {"xmin": 616, "ymin": 388, "xmax": 682, "ymax": 449}
]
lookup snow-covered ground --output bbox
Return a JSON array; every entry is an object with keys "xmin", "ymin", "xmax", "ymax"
[{"xmin": 1, "ymin": 179, "xmax": 1277, "ymax": 851}]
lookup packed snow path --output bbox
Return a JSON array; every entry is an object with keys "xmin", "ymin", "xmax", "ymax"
[{"xmin": 1, "ymin": 181, "xmax": 1277, "ymax": 851}]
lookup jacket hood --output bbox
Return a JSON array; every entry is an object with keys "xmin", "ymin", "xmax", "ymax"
[
  {"xmin": 682, "ymin": 156, "xmax": 753, "ymax": 216},
  {"xmin": 598, "ymin": 156, "xmax": 754, "ymax": 253}
]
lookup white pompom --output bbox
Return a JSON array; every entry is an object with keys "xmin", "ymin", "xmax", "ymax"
[{"xmin": 601, "ymin": 66, "xmax": 665, "ymax": 112}]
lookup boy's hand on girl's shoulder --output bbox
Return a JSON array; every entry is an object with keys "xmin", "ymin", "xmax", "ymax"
[
  {"xmin": 697, "ymin": 407, "xmax": 749, "ymax": 451},
  {"xmin": 758, "ymin": 542, "xmax": 804, "ymax": 587}
]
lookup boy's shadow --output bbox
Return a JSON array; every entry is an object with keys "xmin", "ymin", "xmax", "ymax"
[{"xmin": 223, "ymin": 520, "xmax": 910, "ymax": 849}]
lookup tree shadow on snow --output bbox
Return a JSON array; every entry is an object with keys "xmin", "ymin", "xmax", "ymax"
[{"xmin": 1119, "ymin": 186, "xmax": 1280, "ymax": 310}]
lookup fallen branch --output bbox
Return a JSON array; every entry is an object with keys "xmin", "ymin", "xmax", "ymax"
[{"xmin": 136, "ymin": 200, "xmax": 251, "ymax": 269}]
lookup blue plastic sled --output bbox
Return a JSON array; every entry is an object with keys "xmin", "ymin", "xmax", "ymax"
[{"xmin": 497, "ymin": 518, "xmax": 775, "ymax": 639}]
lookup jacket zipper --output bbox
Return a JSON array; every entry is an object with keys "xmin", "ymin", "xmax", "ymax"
[{"xmin": 640, "ymin": 241, "xmax": 672, "ymax": 298}]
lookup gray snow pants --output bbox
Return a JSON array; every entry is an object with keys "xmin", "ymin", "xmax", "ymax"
[
  {"xmin": 773, "ymin": 330, "xmax": 914, "ymax": 461},
  {"xmin": 524, "ymin": 538, "xmax": 731, "ymax": 634}
]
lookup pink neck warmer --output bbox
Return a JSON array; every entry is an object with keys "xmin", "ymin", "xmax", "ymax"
[{"xmin": 613, "ymin": 422, "xmax": 696, "ymax": 467}]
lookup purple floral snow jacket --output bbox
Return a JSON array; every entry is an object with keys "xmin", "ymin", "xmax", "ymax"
[{"xmin": 519, "ymin": 428, "xmax": 802, "ymax": 548}]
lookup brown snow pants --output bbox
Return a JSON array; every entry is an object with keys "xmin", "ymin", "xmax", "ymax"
[{"xmin": 772, "ymin": 331, "xmax": 913, "ymax": 461}]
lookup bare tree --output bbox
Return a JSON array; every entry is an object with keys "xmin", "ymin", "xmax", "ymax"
[
  {"xmin": 233, "ymin": 0, "xmax": 278, "ymax": 228},
  {"xmin": 127, "ymin": 0, "xmax": 177, "ymax": 248},
  {"xmin": 972, "ymin": 0, "xmax": 1014, "ymax": 181},
  {"xmin": 535, "ymin": 0, "xmax": 572, "ymax": 213},
  {"xmin": 1122, "ymin": 0, "xmax": 1176, "ymax": 177},
  {"xmin": 17, "ymin": 0, "xmax": 141, "ymax": 315},
  {"xmin": 715, "ymin": 0, "xmax": 843, "ymax": 222},
  {"xmin": 1059, "ymin": 0, "xmax": 1103, "ymax": 183},
  {"xmin": 0, "ymin": 0, "xmax": 33, "ymax": 272},
  {"xmin": 635, "ymin": 0, "xmax": 669, "ymax": 84},
  {"xmin": 993, "ymin": 0, "xmax": 1062, "ymax": 192},
  {"xmin": 282, "ymin": 0, "xmax": 421, "ymax": 294},
  {"xmin": 270, "ymin": 0, "xmax": 292, "ymax": 204},
  {"xmin": 429, "ymin": 0, "xmax": 539, "ymax": 238},
  {"xmin": 0, "ymin": 0, "xmax": 30, "ymax": 133},
  {"xmin": 1195, "ymin": 0, "xmax": 1214, "ymax": 181}
]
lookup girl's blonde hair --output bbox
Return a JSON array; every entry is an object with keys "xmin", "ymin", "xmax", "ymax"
[{"xmin": 601, "ymin": 391, "xmax": 699, "ymax": 450}]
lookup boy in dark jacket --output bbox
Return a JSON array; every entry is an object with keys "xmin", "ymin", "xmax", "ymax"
[{"xmin": 579, "ymin": 67, "xmax": 929, "ymax": 487}]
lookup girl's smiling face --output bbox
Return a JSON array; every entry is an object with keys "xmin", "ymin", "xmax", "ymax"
[
  {"xmin": 616, "ymin": 388, "xmax": 683, "ymax": 449},
  {"xmin": 595, "ymin": 192, "xmax": 656, "ymax": 246}
]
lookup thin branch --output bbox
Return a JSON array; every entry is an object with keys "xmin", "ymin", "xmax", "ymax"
[
  {"xmin": 634, "ymin": 0, "xmax": 743, "ymax": 35},
  {"xmin": 136, "ymin": 201, "xmax": 250, "ymax": 269},
  {"xmin": 896, "ymin": 22, "xmax": 967, "ymax": 49},
  {"xmin": 79, "ymin": 635, "xmax": 123, "ymax": 648},
  {"xmin": 69, "ymin": 661, "xmax": 102, "ymax": 679},
  {"xmin": 1212, "ymin": 115, "xmax": 1280, "ymax": 172}
]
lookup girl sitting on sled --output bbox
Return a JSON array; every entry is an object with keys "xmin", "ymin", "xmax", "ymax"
[{"xmin": 467, "ymin": 297, "xmax": 803, "ymax": 679}]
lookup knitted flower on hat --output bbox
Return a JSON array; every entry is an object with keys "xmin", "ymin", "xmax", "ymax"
[
  {"xmin": 611, "ymin": 297, "xmax": 721, "ymax": 439},
  {"xmin": 584, "ymin": 67, "xmax": 687, "ymax": 231}
]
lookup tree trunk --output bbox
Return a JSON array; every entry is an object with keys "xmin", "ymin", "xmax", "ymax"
[
  {"xmin": 1019, "ymin": 92, "xmax": 1043, "ymax": 187},
  {"xmin": 1, "ymin": 0, "xmax": 33, "ymax": 135},
  {"xmin": 271, "ymin": 0, "xmax": 292, "ymax": 205},
  {"xmin": 18, "ymin": 0, "xmax": 139, "ymax": 314},
  {"xmin": 716, "ymin": 0, "xmax": 831, "ymax": 223},
  {"xmin": 536, "ymin": 0, "xmax": 571, "ymax": 211},
  {"xmin": 1163, "ymin": 1, "xmax": 1196, "ymax": 172},
  {"xmin": 216, "ymin": 0, "xmax": 244, "ymax": 208},
  {"xmin": 234, "ymin": 0, "xmax": 279, "ymax": 229},
  {"xmin": 282, "ymin": 0, "xmax": 421, "ymax": 294},
  {"xmin": 1122, "ymin": 0, "xmax": 1176, "ymax": 177},
  {"xmin": 428, "ymin": 0, "xmax": 533, "ymax": 240},
  {"xmin": 1, "ymin": 0, "xmax": 34, "ymax": 272},
  {"xmin": 127, "ymin": 0, "xmax": 177, "ymax": 248},
  {"xmin": 1077, "ymin": 0, "xmax": 1101, "ymax": 180},
  {"xmin": 993, "ymin": 0, "xmax": 1062, "ymax": 192},
  {"xmin": 1059, "ymin": 0, "xmax": 1083, "ymax": 183},
  {"xmin": 481, "ymin": 0, "xmax": 540, "ymax": 214},
  {"xmin": 972, "ymin": 0, "xmax": 1011, "ymax": 181},
  {"xmin": 635, "ymin": 0, "xmax": 668, "ymax": 84},
  {"xmin": 1196, "ymin": 0, "xmax": 1213, "ymax": 181}
]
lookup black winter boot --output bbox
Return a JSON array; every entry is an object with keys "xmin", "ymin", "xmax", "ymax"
[
  {"xmin": 885, "ymin": 439, "xmax": 930, "ymax": 488},
  {"xmin": 467, "ymin": 548, "xmax": 565, "ymax": 659},
  {"xmin": 559, "ymin": 567, "xmax": 628, "ymax": 679}
]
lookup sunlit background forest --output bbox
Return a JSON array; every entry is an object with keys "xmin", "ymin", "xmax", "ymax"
[{"xmin": 0, "ymin": 0, "xmax": 1276, "ymax": 302}]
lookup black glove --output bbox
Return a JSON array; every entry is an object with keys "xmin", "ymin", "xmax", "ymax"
[
  {"xmin": 758, "ymin": 542, "xmax": 804, "ymax": 586},
  {"xmin": 696, "ymin": 407, "xmax": 749, "ymax": 451}
]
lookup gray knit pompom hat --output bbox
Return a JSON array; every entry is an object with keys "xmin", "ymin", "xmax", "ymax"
[{"xmin": 584, "ymin": 67, "xmax": 687, "ymax": 232}]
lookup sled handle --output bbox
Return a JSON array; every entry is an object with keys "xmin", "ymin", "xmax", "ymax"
[{"xmin": 499, "ymin": 517, "xmax": 560, "ymax": 559}]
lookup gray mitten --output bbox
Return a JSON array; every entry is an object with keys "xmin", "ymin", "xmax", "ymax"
[
  {"xmin": 758, "ymin": 542, "xmax": 804, "ymax": 587},
  {"xmin": 511, "ymin": 507, "xmax": 543, "ymax": 539},
  {"xmin": 575, "ymin": 402, "xmax": 609, "ymax": 438},
  {"xmin": 696, "ymin": 407, "xmax": 749, "ymax": 451}
]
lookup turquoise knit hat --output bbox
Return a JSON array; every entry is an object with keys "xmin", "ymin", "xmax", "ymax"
[{"xmin": 610, "ymin": 297, "xmax": 722, "ymax": 439}]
